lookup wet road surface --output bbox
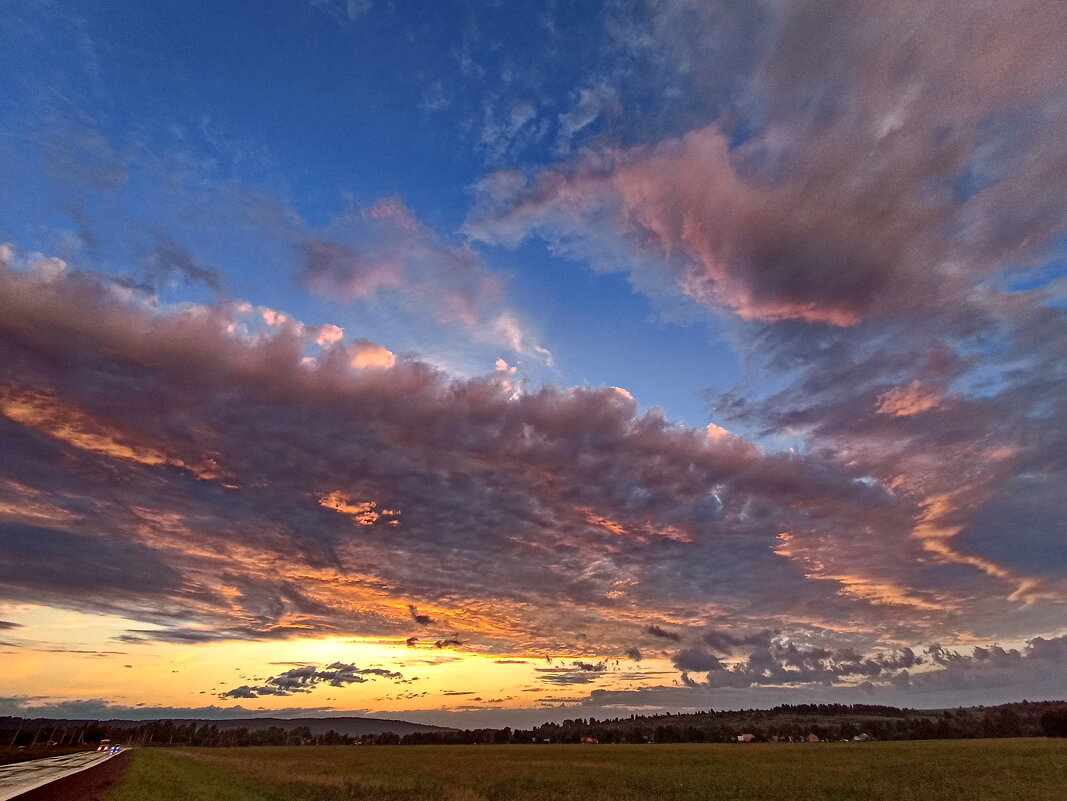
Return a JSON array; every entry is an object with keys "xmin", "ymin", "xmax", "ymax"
[{"xmin": 0, "ymin": 750, "xmax": 119, "ymax": 800}]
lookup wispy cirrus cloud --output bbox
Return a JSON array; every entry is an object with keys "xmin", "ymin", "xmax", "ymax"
[
  {"xmin": 303, "ymin": 197, "xmax": 551, "ymax": 363},
  {"xmin": 309, "ymin": 0, "xmax": 374, "ymax": 26}
]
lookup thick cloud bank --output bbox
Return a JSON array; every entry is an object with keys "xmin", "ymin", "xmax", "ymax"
[
  {"xmin": 2, "ymin": 238, "xmax": 1064, "ymax": 703},
  {"xmin": 1, "ymin": 0, "xmax": 1066, "ymax": 711},
  {"xmin": 0, "ymin": 250, "xmax": 890, "ymax": 649}
]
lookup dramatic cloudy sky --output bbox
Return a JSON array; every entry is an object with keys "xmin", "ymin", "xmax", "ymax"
[{"xmin": 1, "ymin": 1, "xmax": 1065, "ymax": 727}]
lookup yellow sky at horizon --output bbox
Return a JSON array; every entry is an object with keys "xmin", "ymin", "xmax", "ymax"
[{"xmin": 0, "ymin": 604, "xmax": 676, "ymax": 718}]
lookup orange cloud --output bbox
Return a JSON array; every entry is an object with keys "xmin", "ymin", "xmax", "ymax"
[
  {"xmin": 773, "ymin": 533, "xmax": 948, "ymax": 612},
  {"xmin": 0, "ymin": 480, "xmax": 81, "ymax": 524},
  {"xmin": 349, "ymin": 340, "xmax": 396, "ymax": 369},
  {"xmin": 0, "ymin": 387, "xmax": 172, "ymax": 467},
  {"xmin": 319, "ymin": 491, "xmax": 400, "ymax": 527},
  {"xmin": 876, "ymin": 381, "xmax": 945, "ymax": 417}
]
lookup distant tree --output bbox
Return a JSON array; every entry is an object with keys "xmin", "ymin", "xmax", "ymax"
[{"xmin": 1039, "ymin": 706, "xmax": 1067, "ymax": 737}]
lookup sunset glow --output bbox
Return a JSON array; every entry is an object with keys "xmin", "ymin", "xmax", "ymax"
[{"xmin": 1, "ymin": 0, "xmax": 1065, "ymax": 728}]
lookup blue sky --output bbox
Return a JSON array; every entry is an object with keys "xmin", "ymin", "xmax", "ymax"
[
  {"xmin": 0, "ymin": 0, "xmax": 743, "ymax": 425},
  {"xmin": 1, "ymin": 0, "xmax": 1066, "ymax": 723}
]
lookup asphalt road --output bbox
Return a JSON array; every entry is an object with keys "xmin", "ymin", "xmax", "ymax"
[{"xmin": 0, "ymin": 751, "xmax": 119, "ymax": 801}]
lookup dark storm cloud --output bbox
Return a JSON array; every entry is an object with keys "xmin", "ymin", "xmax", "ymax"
[
  {"xmin": 0, "ymin": 621, "xmax": 23, "ymax": 630},
  {"xmin": 671, "ymin": 637, "xmax": 934, "ymax": 690},
  {"xmin": 670, "ymin": 635, "xmax": 1067, "ymax": 705},
  {"xmin": 573, "ymin": 661, "xmax": 607, "ymax": 672}
]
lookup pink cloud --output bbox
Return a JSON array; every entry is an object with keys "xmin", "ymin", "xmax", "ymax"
[
  {"xmin": 876, "ymin": 381, "xmax": 945, "ymax": 418},
  {"xmin": 468, "ymin": 1, "xmax": 1067, "ymax": 328},
  {"xmin": 302, "ymin": 198, "xmax": 549, "ymax": 360},
  {"xmin": 348, "ymin": 339, "xmax": 396, "ymax": 369},
  {"xmin": 302, "ymin": 241, "xmax": 404, "ymax": 302},
  {"xmin": 1, "ymin": 251, "xmax": 926, "ymax": 654}
]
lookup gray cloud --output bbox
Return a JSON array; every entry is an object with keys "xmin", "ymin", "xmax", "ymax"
[
  {"xmin": 672, "ymin": 647, "xmax": 722, "ymax": 673},
  {"xmin": 0, "ymin": 522, "xmax": 185, "ymax": 615},
  {"xmin": 408, "ymin": 605, "xmax": 435, "ymax": 626},
  {"xmin": 535, "ymin": 660, "xmax": 611, "ymax": 687},
  {"xmin": 218, "ymin": 662, "xmax": 403, "ymax": 699},
  {"xmin": 703, "ymin": 630, "xmax": 773, "ymax": 654},
  {"xmin": 644, "ymin": 625, "xmax": 682, "ymax": 642},
  {"xmin": 145, "ymin": 231, "xmax": 222, "ymax": 293}
]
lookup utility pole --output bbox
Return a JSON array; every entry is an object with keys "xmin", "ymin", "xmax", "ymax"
[{"xmin": 7, "ymin": 720, "xmax": 23, "ymax": 751}]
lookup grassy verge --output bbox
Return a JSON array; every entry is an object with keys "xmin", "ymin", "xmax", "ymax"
[{"xmin": 107, "ymin": 739, "xmax": 1067, "ymax": 801}]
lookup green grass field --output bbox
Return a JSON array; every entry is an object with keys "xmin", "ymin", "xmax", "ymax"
[{"xmin": 106, "ymin": 739, "xmax": 1067, "ymax": 801}]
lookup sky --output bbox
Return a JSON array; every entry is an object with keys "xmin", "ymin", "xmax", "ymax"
[{"xmin": 0, "ymin": 0, "xmax": 1065, "ymax": 729}]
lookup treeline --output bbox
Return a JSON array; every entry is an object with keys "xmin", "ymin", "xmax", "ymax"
[
  {"xmin": 0, "ymin": 719, "xmax": 362, "ymax": 748},
  {"xmin": 393, "ymin": 701, "xmax": 1067, "ymax": 745},
  {"xmin": 3, "ymin": 701, "xmax": 1066, "ymax": 749}
]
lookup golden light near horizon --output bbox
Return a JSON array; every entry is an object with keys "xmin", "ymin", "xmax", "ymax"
[{"xmin": 0, "ymin": 604, "xmax": 684, "ymax": 721}]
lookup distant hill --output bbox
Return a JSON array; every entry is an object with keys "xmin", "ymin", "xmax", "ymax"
[
  {"xmin": 144, "ymin": 716, "xmax": 453, "ymax": 737},
  {"xmin": 1, "ymin": 715, "xmax": 451, "ymax": 738}
]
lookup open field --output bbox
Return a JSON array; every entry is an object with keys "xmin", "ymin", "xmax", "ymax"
[{"xmin": 106, "ymin": 739, "xmax": 1067, "ymax": 801}]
